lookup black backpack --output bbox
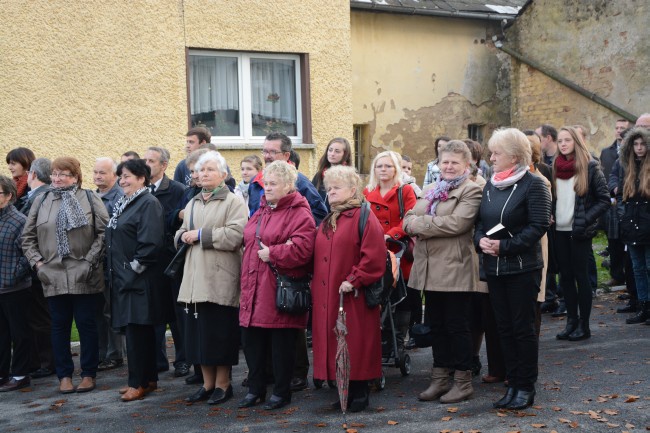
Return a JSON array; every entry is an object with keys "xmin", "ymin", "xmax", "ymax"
[{"xmin": 358, "ymin": 202, "xmax": 394, "ymax": 308}]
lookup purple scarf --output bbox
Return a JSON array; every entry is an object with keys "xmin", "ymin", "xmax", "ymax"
[{"xmin": 425, "ymin": 170, "xmax": 469, "ymax": 216}]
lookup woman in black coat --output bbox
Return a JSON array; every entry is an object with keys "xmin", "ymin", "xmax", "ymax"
[
  {"xmin": 474, "ymin": 128, "xmax": 551, "ymax": 411},
  {"xmin": 106, "ymin": 159, "xmax": 170, "ymax": 402},
  {"xmin": 553, "ymin": 127, "xmax": 609, "ymax": 341}
]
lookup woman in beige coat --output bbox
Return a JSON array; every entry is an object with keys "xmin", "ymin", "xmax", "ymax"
[
  {"xmin": 403, "ymin": 140, "xmax": 482, "ymax": 404},
  {"xmin": 175, "ymin": 151, "xmax": 248, "ymax": 405}
]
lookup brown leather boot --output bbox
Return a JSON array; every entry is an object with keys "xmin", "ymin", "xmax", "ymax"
[
  {"xmin": 76, "ymin": 377, "xmax": 96, "ymax": 393},
  {"xmin": 440, "ymin": 370, "xmax": 474, "ymax": 403},
  {"xmin": 59, "ymin": 377, "xmax": 75, "ymax": 394},
  {"xmin": 121, "ymin": 386, "xmax": 146, "ymax": 402},
  {"xmin": 418, "ymin": 367, "xmax": 452, "ymax": 401}
]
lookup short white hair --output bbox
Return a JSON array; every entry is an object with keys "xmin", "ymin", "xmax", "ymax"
[
  {"xmin": 263, "ymin": 160, "xmax": 298, "ymax": 189},
  {"xmin": 195, "ymin": 150, "xmax": 228, "ymax": 175},
  {"xmin": 95, "ymin": 157, "xmax": 118, "ymax": 174}
]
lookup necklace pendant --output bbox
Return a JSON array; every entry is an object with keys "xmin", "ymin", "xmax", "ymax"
[
  {"xmin": 194, "ymin": 312, "xmax": 198, "ymax": 319},
  {"xmin": 184, "ymin": 307, "xmax": 189, "ymax": 314}
]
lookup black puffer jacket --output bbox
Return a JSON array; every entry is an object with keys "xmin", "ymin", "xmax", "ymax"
[
  {"xmin": 563, "ymin": 160, "xmax": 610, "ymax": 240},
  {"xmin": 474, "ymin": 171, "xmax": 551, "ymax": 277}
]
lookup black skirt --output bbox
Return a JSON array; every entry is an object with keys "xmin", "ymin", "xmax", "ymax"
[{"xmin": 183, "ymin": 302, "xmax": 240, "ymax": 366}]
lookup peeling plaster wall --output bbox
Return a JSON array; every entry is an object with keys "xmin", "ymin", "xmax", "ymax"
[
  {"xmin": 507, "ymin": 0, "xmax": 648, "ymax": 153},
  {"xmin": 351, "ymin": 11, "xmax": 511, "ymax": 182},
  {"xmin": 0, "ymin": 0, "xmax": 352, "ymax": 182}
]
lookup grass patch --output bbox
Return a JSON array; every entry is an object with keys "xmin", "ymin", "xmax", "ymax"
[{"xmin": 592, "ymin": 232, "xmax": 611, "ymax": 289}]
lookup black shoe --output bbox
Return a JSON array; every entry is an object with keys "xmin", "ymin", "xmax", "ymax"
[
  {"xmin": 505, "ymin": 389, "xmax": 535, "ymax": 410},
  {"xmin": 0, "ymin": 377, "xmax": 31, "ymax": 392},
  {"xmin": 556, "ymin": 317, "xmax": 578, "ymax": 340},
  {"xmin": 568, "ymin": 320, "xmax": 591, "ymax": 341},
  {"xmin": 617, "ymin": 293, "xmax": 630, "ymax": 300},
  {"xmin": 597, "ymin": 249, "xmax": 609, "ymax": 257},
  {"xmin": 207, "ymin": 385, "xmax": 233, "ymax": 405},
  {"xmin": 470, "ymin": 356, "xmax": 482, "ymax": 377},
  {"xmin": 97, "ymin": 359, "xmax": 124, "ymax": 371},
  {"xmin": 263, "ymin": 395, "xmax": 290, "ymax": 410},
  {"xmin": 185, "ymin": 373, "xmax": 203, "ymax": 385},
  {"xmin": 174, "ymin": 363, "xmax": 191, "ymax": 377},
  {"xmin": 238, "ymin": 392, "xmax": 266, "ymax": 408},
  {"xmin": 30, "ymin": 368, "xmax": 55, "ymax": 379},
  {"xmin": 185, "ymin": 386, "xmax": 213, "ymax": 403},
  {"xmin": 306, "ymin": 329, "xmax": 313, "ymax": 349},
  {"xmin": 241, "ymin": 377, "xmax": 248, "ymax": 387},
  {"xmin": 551, "ymin": 302, "xmax": 567, "ymax": 317},
  {"xmin": 290, "ymin": 377, "xmax": 307, "ymax": 392},
  {"xmin": 349, "ymin": 395, "xmax": 369, "ymax": 412},
  {"xmin": 626, "ymin": 301, "xmax": 650, "ymax": 324},
  {"xmin": 617, "ymin": 300, "xmax": 638, "ymax": 313},
  {"xmin": 493, "ymin": 387, "xmax": 517, "ymax": 408},
  {"xmin": 540, "ymin": 300, "xmax": 559, "ymax": 314},
  {"xmin": 0, "ymin": 377, "xmax": 9, "ymax": 386},
  {"xmin": 404, "ymin": 338, "xmax": 416, "ymax": 350}
]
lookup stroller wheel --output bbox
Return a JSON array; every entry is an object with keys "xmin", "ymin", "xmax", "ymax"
[
  {"xmin": 399, "ymin": 352, "xmax": 411, "ymax": 376},
  {"xmin": 372, "ymin": 372, "xmax": 386, "ymax": 391},
  {"xmin": 328, "ymin": 380, "xmax": 337, "ymax": 389},
  {"xmin": 313, "ymin": 378, "xmax": 324, "ymax": 389}
]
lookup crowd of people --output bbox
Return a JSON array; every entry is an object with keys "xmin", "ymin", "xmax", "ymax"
[{"xmin": 0, "ymin": 115, "xmax": 648, "ymax": 414}]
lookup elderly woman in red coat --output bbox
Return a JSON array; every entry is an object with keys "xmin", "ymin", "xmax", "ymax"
[
  {"xmin": 363, "ymin": 150, "xmax": 417, "ymax": 353},
  {"xmin": 239, "ymin": 161, "xmax": 316, "ymax": 411},
  {"xmin": 312, "ymin": 166, "xmax": 387, "ymax": 412}
]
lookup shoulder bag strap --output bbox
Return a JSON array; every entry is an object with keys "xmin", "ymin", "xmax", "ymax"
[
  {"xmin": 189, "ymin": 199, "xmax": 196, "ymax": 231},
  {"xmin": 85, "ymin": 189, "xmax": 96, "ymax": 237},
  {"xmin": 358, "ymin": 202, "xmax": 370, "ymax": 240},
  {"xmin": 397, "ymin": 185, "xmax": 405, "ymax": 219},
  {"xmin": 254, "ymin": 212, "xmax": 279, "ymax": 274}
]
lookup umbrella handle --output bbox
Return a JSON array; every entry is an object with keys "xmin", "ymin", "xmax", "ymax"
[{"xmin": 339, "ymin": 292, "xmax": 344, "ymax": 311}]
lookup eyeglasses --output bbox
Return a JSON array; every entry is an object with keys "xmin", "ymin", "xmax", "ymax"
[
  {"xmin": 261, "ymin": 149, "xmax": 284, "ymax": 156},
  {"xmin": 0, "ymin": 191, "xmax": 10, "ymax": 195},
  {"xmin": 51, "ymin": 172, "xmax": 74, "ymax": 179}
]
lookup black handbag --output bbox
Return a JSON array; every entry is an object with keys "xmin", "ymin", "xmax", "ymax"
[
  {"xmin": 164, "ymin": 201, "xmax": 196, "ymax": 279},
  {"xmin": 255, "ymin": 216, "xmax": 311, "ymax": 314},
  {"xmin": 410, "ymin": 290, "xmax": 433, "ymax": 348}
]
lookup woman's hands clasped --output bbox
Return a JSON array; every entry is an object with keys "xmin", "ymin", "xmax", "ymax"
[{"xmin": 479, "ymin": 237, "xmax": 500, "ymax": 256}]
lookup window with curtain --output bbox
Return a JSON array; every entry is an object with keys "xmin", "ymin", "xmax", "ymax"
[{"xmin": 188, "ymin": 50, "xmax": 302, "ymax": 143}]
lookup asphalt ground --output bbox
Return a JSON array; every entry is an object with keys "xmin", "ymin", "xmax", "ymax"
[{"xmin": 1, "ymin": 292, "xmax": 648, "ymax": 433}]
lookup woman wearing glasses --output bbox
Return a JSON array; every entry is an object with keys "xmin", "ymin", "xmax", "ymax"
[{"xmin": 22, "ymin": 157, "xmax": 108, "ymax": 394}]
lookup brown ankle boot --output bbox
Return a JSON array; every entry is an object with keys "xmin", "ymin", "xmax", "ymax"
[
  {"xmin": 440, "ymin": 370, "xmax": 474, "ymax": 403},
  {"xmin": 418, "ymin": 367, "xmax": 452, "ymax": 401}
]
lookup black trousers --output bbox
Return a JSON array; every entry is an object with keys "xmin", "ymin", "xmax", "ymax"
[
  {"xmin": 480, "ymin": 292, "xmax": 506, "ymax": 378},
  {"xmin": 293, "ymin": 329, "xmax": 309, "ymax": 379},
  {"xmin": 424, "ymin": 291, "xmax": 473, "ymax": 371},
  {"xmin": 242, "ymin": 327, "xmax": 298, "ymax": 400},
  {"xmin": 0, "ymin": 289, "xmax": 34, "ymax": 377},
  {"xmin": 27, "ymin": 279, "xmax": 54, "ymax": 371},
  {"xmin": 125, "ymin": 324, "xmax": 158, "ymax": 388},
  {"xmin": 555, "ymin": 232, "xmax": 593, "ymax": 322},
  {"xmin": 608, "ymin": 236, "xmax": 626, "ymax": 282},
  {"xmin": 487, "ymin": 270, "xmax": 540, "ymax": 392}
]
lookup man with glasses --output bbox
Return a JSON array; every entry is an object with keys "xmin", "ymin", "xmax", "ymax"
[
  {"xmin": 0, "ymin": 175, "xmax": 34, "ymax": 391},
  {"xmin": 248, "ymin": 132, "xmax": 327, "ymax": 224}
]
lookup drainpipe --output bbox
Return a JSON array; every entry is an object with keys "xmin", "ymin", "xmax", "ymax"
[
  {"xmin": 351, "ymin": 2, "xmax": 517, "ymax": 22},
  {"xmin": 494, "ymin": 40, "xmax": 638, "ymax": 122}
]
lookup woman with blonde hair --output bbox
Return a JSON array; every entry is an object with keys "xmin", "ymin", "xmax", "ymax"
[
  {"xmin": 474, "ymin": 128, "xmax": 551, "ymax": 410},
  {"xmin": 553, "ymin": 126, "xmax": 609, "ymax": 341},
  {"xmin": 312, "ymin": 165, "xmax": 386, "ymax": 412}
]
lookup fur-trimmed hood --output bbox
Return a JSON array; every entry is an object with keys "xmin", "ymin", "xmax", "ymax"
[{"xmin": 620, "ymin": 126, "xmax": 650, "ymax": 169}]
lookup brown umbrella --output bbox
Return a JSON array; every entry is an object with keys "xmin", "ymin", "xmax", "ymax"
[{"xmin": 335, "ymin": 292, "xmax": 350, "ymax": 422}]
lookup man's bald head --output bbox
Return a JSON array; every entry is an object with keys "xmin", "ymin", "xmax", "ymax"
[{"xmin": 636, "ymin": 113, "xmax": 650, "ymax": 128}]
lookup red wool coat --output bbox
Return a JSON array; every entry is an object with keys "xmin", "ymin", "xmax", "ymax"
[
  {"xmin": 311, "ymin": 207, "xmax": 387, "ymax": 381},
  {"xmin": 239, "ymin": 192, "xmax": 316, "ymax": 329},
  {"xmin": 363, "ymin": 183, "xmax": 417, "ymax": 280}
]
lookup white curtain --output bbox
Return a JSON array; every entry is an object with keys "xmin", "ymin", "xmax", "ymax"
[
  {"xmin": 189, "ymin": 56, "xmax": 239, "ymax": 114},
  {"xmin": 250, "ymin": 59, "xmax": 296, "ymax": 124}
]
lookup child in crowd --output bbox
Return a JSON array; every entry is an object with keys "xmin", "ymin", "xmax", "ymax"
[
  {"xmin": 401, "ymin": 155, "xmax": 422, "ymax": 198},
  {"xmin": 236, "ymin": 155, "xmax": 262, "ymax": 205}
]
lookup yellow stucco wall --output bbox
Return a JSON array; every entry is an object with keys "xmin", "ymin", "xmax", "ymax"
[
  {"xmin": 0, "ymin": 0, "xmax": 352, "ymax": 183},
  {"xmin": 351, "ymin": 11, "xmax": 510, "ymax": 181}
]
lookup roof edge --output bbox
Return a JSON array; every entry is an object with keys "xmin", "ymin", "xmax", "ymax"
[{"xmin": 350, "ymin": 1, "xmax": 520, "ymax": 22}]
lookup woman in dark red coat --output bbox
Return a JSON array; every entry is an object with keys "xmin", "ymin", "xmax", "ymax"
[
  {"xmin": 239, "ymin": 161, "xmax": 316, "ymax": 411},
  {"xmin": 363, "ymin": 151, "xmax": 417, "ymax": 353},
  {"xmin": 312, "ymin": 166, "xmax": 387, "ymax": 412}
]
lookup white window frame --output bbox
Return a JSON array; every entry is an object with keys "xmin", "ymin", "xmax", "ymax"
[{"xmin": 188, "ymin": 49, "xmax": 303, "ymax": 145}]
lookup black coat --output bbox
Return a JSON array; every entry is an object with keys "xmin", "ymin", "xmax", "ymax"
[
  {"xmin": 152, "ymin": 175, "xmax": 186, "ymax": 258},
  {"xmin": 565, "ymin": 160, "xmax": 610, "ymax": 240},
  {"xmin": 474, "ymin": 171, "xmax": 551, "ymax": 277},
  {"xmin": 599, "ymin": 141, "xmax": 619, "ymax": 191},
  {"xmin": 106, "ymin": 191, "xmax": 173, "ymax": 327}
]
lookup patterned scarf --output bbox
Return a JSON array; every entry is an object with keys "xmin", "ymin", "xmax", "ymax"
[
  {"xmin": 51, "ymin": 185, "xmax": 88, "ymax": 258},
  {"xmin": 491, "ymin": 165, "xmax": 529, "ymax": 190},
  {"xmin": 322, "ymin": 197, "xmax": 362, "ymax": 235},
  {"xmin": 425, "ymin": 170, "xmax": 469, "ymax": 216},
  {"xmin": 554, "ymin": 154, "xmax": 576, "ymax": 180},
  {"xmin": 107, "ymin": 187, "xmax": 147, "ymax": 229},
  {"xmin": 13, "ymin": 174, "xmax": 28, "ymax": 199}
]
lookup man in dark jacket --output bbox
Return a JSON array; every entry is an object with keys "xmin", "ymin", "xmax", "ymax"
[
  {"xmin": 600, "ymin": 119, "xmax": 631, "ymax": 287},
  {"xmin": 0, "ymin": 175, "xmax": 34, "ymax": 391},
  {"xmin": 144, "ymin": 147, "xmax": 190, "ymax": 378},
  {"xmin": 19, "ymin": 158, "xmax": 55, "ymax": 379},
  {"xmin": 93, "ymin": 157, "xmax": 125, "ymax": 372}
]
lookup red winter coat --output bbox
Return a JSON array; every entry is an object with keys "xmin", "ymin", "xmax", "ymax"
[
  {"xmin": 363, "ymin": 183, "xmax": 417, "ymax": 281},
  {"xmin": 239, "ymin": 192, "xmax": 316, "ymax": 329},
  {"xmin": 311, "ymin": 207, "xmax": 386, "ymax": 381}
]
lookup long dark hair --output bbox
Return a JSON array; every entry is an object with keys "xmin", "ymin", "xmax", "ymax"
[{"xmin": 314, "ymin": 137, "xmax": 352, "ymax": 190}]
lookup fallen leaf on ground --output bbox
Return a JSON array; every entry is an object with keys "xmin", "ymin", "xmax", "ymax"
[
  {"xmin": 552, "ymin": 407, "xmax": 562, "ymax": 412},
  {"xmin": 346, "ymin": 429, "xmax": 358, "ymax": 433},
  {"xmin": 447, "ymin": 407, "xmax": 458, "ymax": 413},
  {"xmin": 624, "ymin": 395, "xmax": 639, "ymax": 403},
  {"xmin": 531, "ymin": 423, "xmax": 546, "ymax": 428},
  {"xmin": 559, "ymin": 418, "xmax": 572, "ymax": 424},
  {"xmin": 606, "ymin": 423, "xmax": 620, "ymax": 427},
  {"xmin": 315, "ymin": 423, "xmax": 327, "ymax": 427},
  {"xmin": 624, "ymin": 423, "xmax": 634, "ymax": 428},
  {"xmin": 441, "ymin": 416, "xmax": 452, "ymax": 421},
  {"xmin": 242, "ymin": 428, "xmax": 249, "ymax": 433},
  {"xmin": 603, "ymin": 409, "xmax": 618, "ymax": 415},
  {"xmin": 496, "ymin": 412, "xmax": 507, "ymax": 417},
  {"xmin": 387, "ymin": 420, "xmax": 398, "ymax": 425},
  {"xmin": 569, "ymin": 421, "xmax": 579, "ymax": 428},
  {"xmin": 349, "ymin": 423, "xmax": 365, "ymax": 427}
]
